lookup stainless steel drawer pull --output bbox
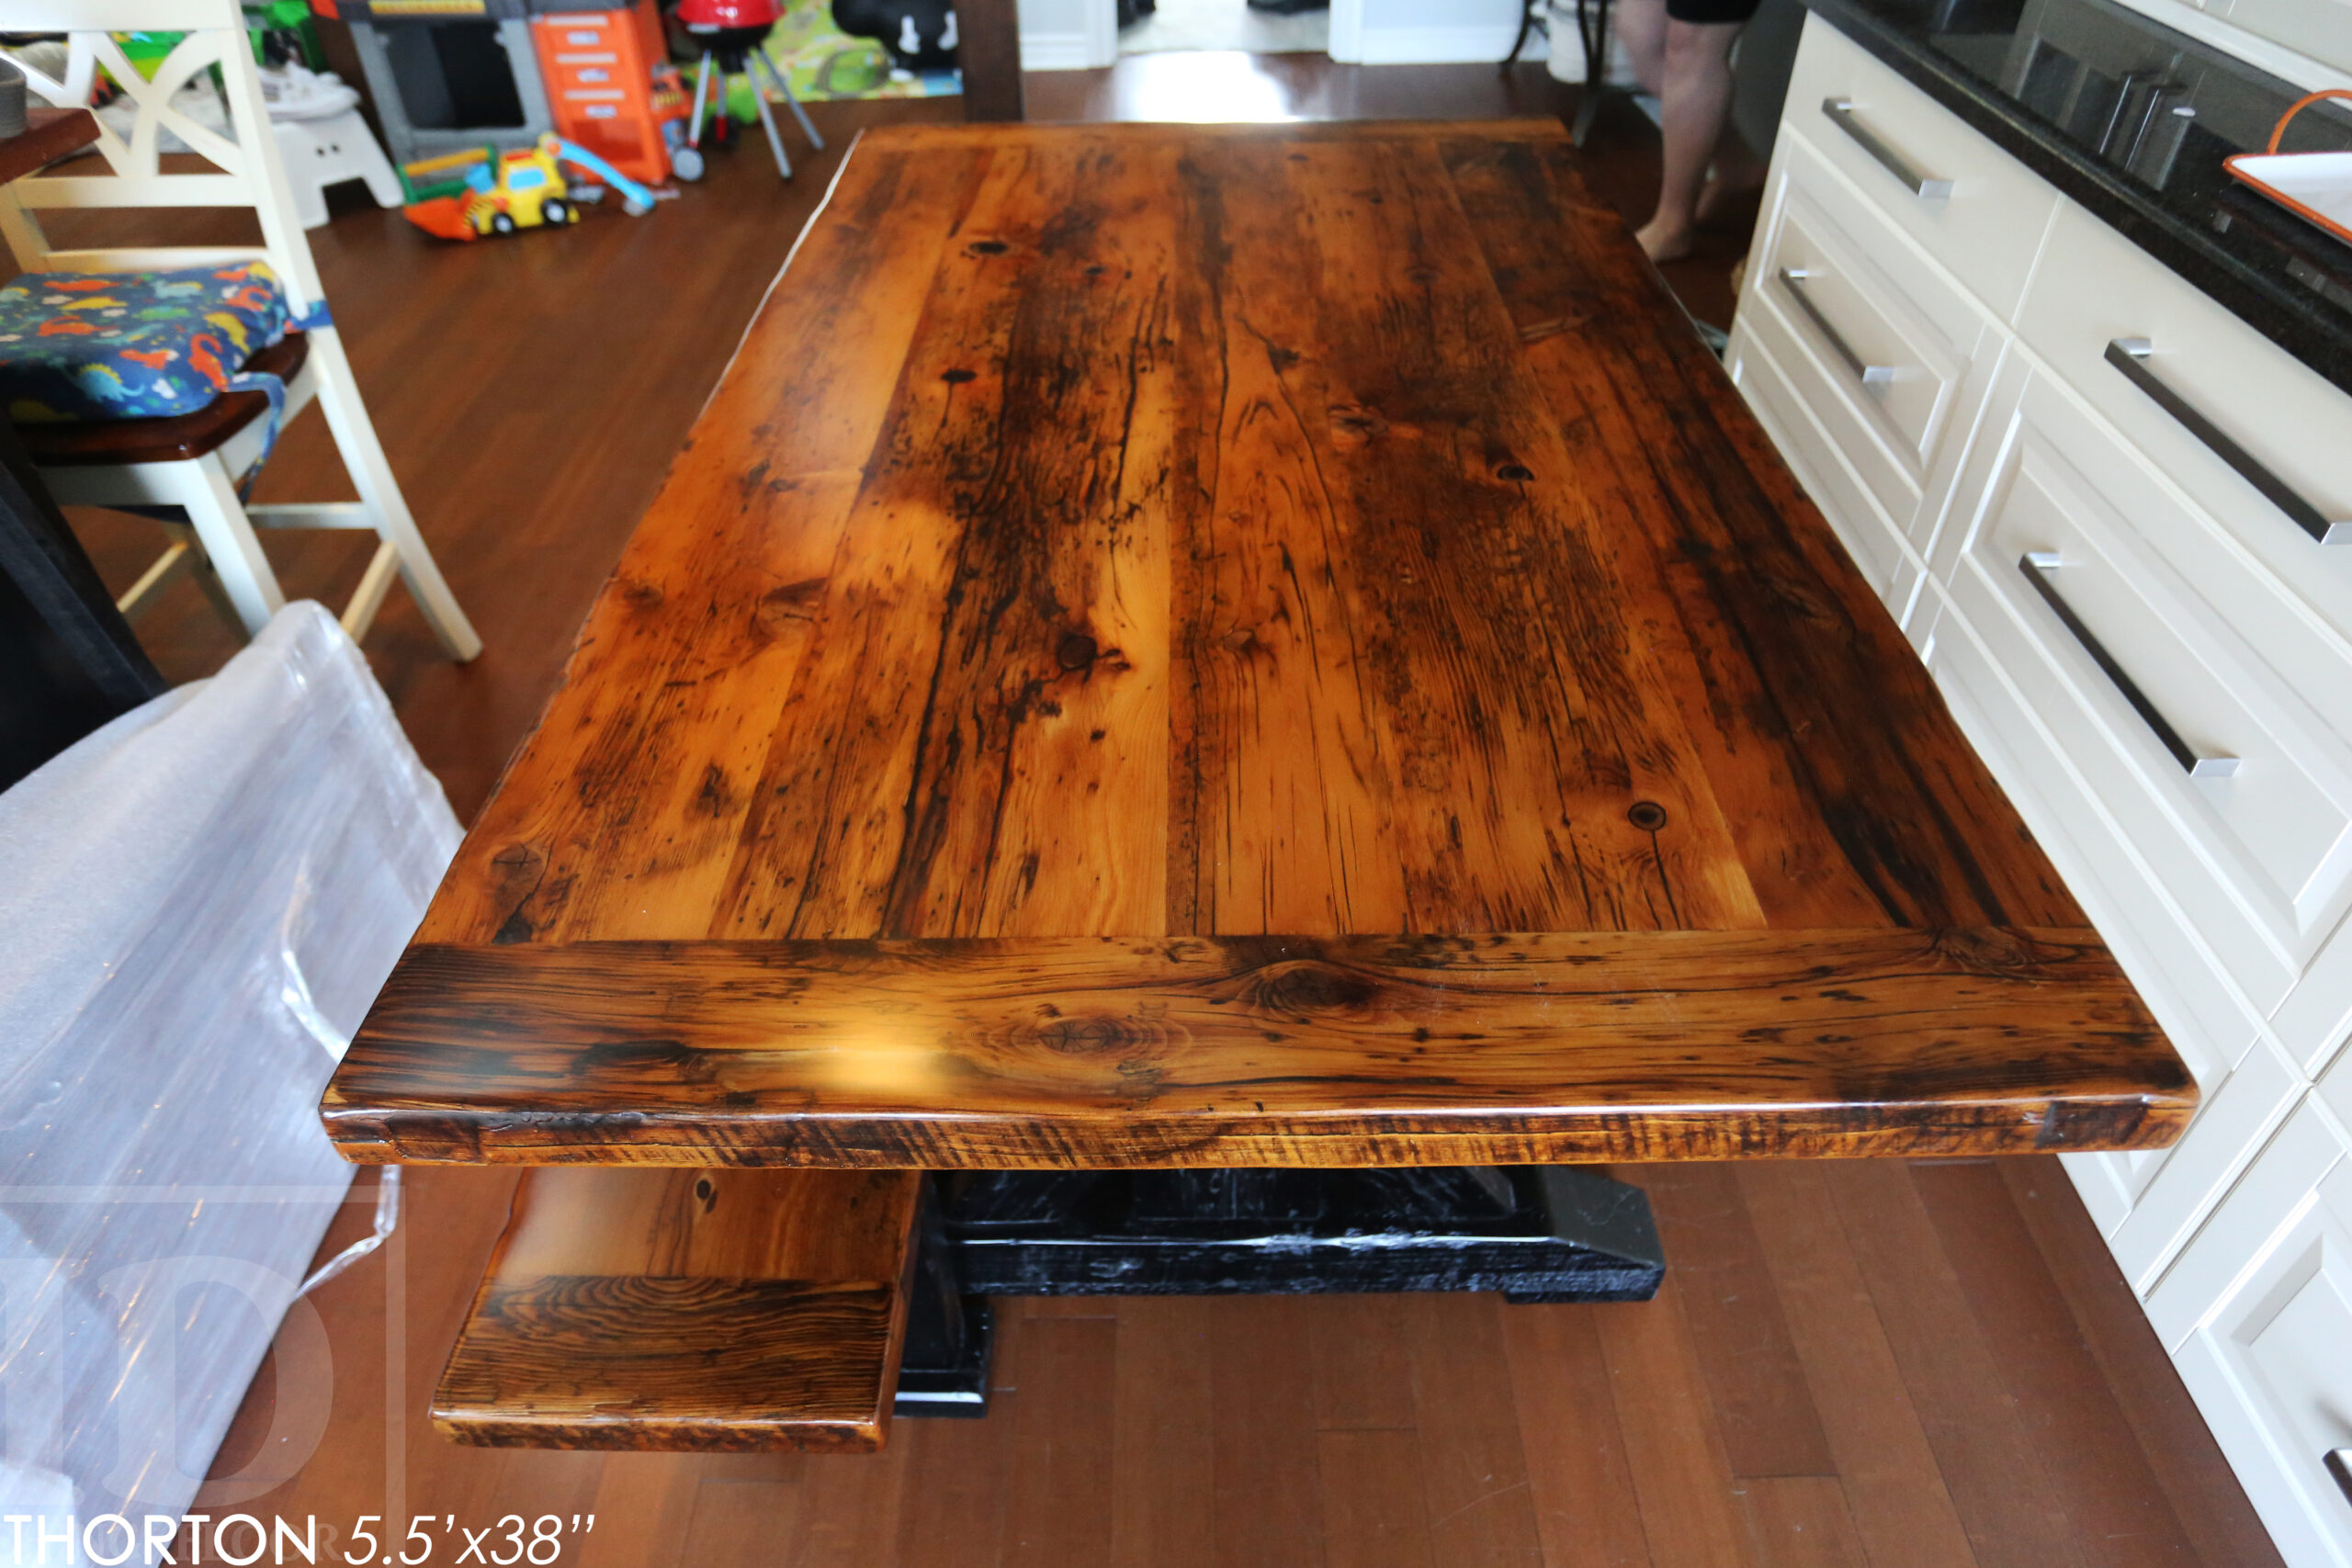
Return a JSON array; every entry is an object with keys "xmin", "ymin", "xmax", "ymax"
[
  {"xmin": 2018, "ymin": 552, "xmax": 2240, "ymax": 779},
  {"xmin": 2106, "ymin": 339, "xmax": 2352, "ymax": 546},
  {"xmin": 1821, "ymin": 98, "xmax": 1954, "ymax": 199},
  {"xmin": 1778, "ymin": 269, "xmax": 1895, "ymax": 388},
  {"xmin": 2327, "ymin": 1449, "xmax": 2352, "ymax": 1505}
]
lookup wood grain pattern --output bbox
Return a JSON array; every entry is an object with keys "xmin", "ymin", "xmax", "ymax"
[
  {"xmin": 328, "ymin": 118, "xmax": 2190, "ymax": 1168},
  {"xmin": 327, "ymin": 929, "xmax": 2187, "ymax": 1166},
  {"xmin": 431, "ymin": 1168, "xmax": 920, "ymax": 1450}
]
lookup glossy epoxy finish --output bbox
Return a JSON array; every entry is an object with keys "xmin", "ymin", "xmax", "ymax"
[{"xmin": 323, "ymin": 120, "xmax": 2189, "ymax": 1167}]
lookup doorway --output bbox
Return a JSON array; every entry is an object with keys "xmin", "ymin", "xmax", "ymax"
[{"xmin": 1116, "ymin": 0, "xmax": 1330, "ymax": 57}]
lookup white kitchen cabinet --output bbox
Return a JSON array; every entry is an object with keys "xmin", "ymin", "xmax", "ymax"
[
  {"xmin": 1735, "ymin": 15, "xmax": 2352, "ymax": 1564},
  {"xmin": 2150, "ymin": 1100, "xmax": 2352, "ymax": 1566}
]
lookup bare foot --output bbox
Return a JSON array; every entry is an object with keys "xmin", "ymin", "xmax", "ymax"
[{"xmin": 1635, "ymin": 215, "xmax": 1694, "ymax": 263}]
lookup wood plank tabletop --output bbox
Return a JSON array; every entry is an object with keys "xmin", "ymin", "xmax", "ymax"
[{"xmin": 325, "ymin": 119, "xmax": 2193, "ymax": 1168}]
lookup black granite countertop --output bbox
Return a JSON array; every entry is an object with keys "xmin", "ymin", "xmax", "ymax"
[{"xmin": 1802, "ymin": 0, "xmax": 2352, "ymax": 399}]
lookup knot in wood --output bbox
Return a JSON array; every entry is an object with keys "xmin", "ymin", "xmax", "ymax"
[
  {"xmin": 1627, "ymin": 801, "xmax": 1668, "ymax": 831},
  {"xmin": 1236, "ymin": 959, "xmax": 1379, "ymax": 1021},
  {"xmin": 1057, "ymin": 633, "xmax": 1099, "ymax": 671}
]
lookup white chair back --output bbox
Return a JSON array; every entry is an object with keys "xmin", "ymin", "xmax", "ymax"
[{"xmin": 0, "ymin": 0, "xmax": 326, "ymax": 311}]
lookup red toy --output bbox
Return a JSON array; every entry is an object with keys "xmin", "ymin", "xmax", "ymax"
[
  {"xmin": 673, "ymin": 0, "xmax": 821, "ymax": 182},
  {"xmin": 674, "ymin": 0, "xmax": 777, "ymax": 23}
]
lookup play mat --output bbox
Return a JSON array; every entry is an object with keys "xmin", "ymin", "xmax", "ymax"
[{"xmin": 759, "ymin": 0, "xmax": 961, "ymax": 101}]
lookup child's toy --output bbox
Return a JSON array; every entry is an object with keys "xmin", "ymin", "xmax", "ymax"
[
  {"xmin": 674, "ymin": 0, "xmax": 822, "ymax": 182},
  {"xmin": 397, "ymin": 145, "xmax": 496, "ymax": 203},
  {"xmin": 401, "ymin": 134, "xmax": 655, "ymax": 240},
  {"xmin": 272, "ymin": 107, "xmax": 405, "ymax": 229},
  {"xmin": 831, "ymin": 0, "xmax": 957, "ymax": 73},
  {"xmin": 531, "ymin": 2, "xmax": 687, "ymax": 186}
]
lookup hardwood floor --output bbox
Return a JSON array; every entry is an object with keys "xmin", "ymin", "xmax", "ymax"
[{"xmin": 77, "ymin": 56, "xmax": 2274, "ymax": 1567}]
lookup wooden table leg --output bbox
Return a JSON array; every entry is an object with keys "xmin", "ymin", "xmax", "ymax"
[{"xmin": 956, "ymin": 0, "xmax": 1024, "ymax": 123}]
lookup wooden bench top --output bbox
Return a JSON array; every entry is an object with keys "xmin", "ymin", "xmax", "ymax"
[
  {"xmin": 434, "ymin": 1168, "xmax": 920, "ymax": 1450},
  {"xmin": 325, "ymin": 119, "xmax": 2193, "ymax": 1168}
]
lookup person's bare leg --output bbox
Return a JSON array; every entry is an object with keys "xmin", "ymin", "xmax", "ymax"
[
  {"xmin": 1617, "ymin": 0, "xmax": 1668, "ymax": 96},
  {"xmin": 1635, "ymin": 17, "xmax": 1742, "ymax": 263},
  {"xmin": 1696, "ymin": 118, "xmax": 1768, "ymax": 225}
]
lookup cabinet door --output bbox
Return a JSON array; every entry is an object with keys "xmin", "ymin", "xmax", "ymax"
[
  {"xmin": 1922, "ymin": 571, "xmax": 2288, "ymax": 1276},
  {"xmin": 2152, "ymin": 1101, "xmax": 2352, "ymax": 1567},
  {"xmin": 1727, "ymin": 128, "xmax": 2006, "ymax": 630}
]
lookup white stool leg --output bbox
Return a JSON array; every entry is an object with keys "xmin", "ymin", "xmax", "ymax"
[
  {"xmin": 304, "ymin": 330, "xmax": 481, "ymax": 660},
  {"xmin": 170, "ymin": 456, "xmax": 286, "ymax": 637}
]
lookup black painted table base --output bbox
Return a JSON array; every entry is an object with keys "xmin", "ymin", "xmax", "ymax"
[{"xmin": 892, "ymin": 1167, "xmax": 1666, "ymax": 1420}]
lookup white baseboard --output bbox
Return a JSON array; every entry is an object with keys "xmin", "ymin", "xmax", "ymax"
[
  {"xmin": 1351, "ymin": 22, "xmax": 1543, "ymax": 64},
  {"xmin": 1020, "ymin": 29, "xmax": 1097, "ymax": 70}
]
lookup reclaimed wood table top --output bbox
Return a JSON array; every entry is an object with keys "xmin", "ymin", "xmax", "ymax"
[{"xmin": 326, "ymin": 119, "xmax": 2193, "ymax": 1168}]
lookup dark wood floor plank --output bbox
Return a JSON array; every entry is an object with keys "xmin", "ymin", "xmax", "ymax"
[
  {"xmin": 1210, "ymin": 1298, "xmax": 1330, "ymax": 1568},
  {"xmin": 1499, "ymin": 1303, "xmax": 1654, "ymax": 1568},
  {"xmin": 1640, "ymin": 1163, "xmax": 1836, "ymax": 1479},
  {"xmin": 888, "ymin": 1406, "xmax": 1020, "ymax": 1568},
  {"xmin": 1309, "ymin": 1295, "xmax": 1418, "ymax": 1432},
  {"xmin": 1736, "ymin": 1163, "xmax": 1982, "ymax": 1568},
  {"xmin": 1110, "ymin": 1298, "xmax": 1220, "ymax": 1568},
  {"xmin": 1907, "ymin": 1162, "xmax": 2208, "ymax": 1568},
  {"xmin": 681, "ymin": 1480, "xmax": 807, "ymax": 1563},
  {"xmin": 1736, "ymin": 1475, "xmax": 1872, "ymax": 1568},
  {"xmin": 1319, "ymin": 1428, "xmax": 1438, "ymax": 1568},
  {"xmin": 1817, "ymin": 1162, "xmax": 2086, "ymax": 1568},
  {"xmin": 1000, "ymin": 1318, "xmax": 1118, "ymax": 1568},
  {"xmin": 786, "ymin": 1450, "xmax": 913, "ymax": 1568},
  {"xmin": 1992, "ymin": 1160, "xmax": 2287, "ymax": 1568},
  {"xmin": 331, "ymin": 929, "xmax": 2186, "ymax": 1167},
  {"xmin": 1406, "ymin": 1295, "xmax": 1547, "ymax": 1567},
  {"xmin": 1589, "ymin": 1275, "xmax": 1753, "ymax": 1565},
  {"xmin": 570, "ymin": 1454, "xmax": 702, "ymax": 1568}
]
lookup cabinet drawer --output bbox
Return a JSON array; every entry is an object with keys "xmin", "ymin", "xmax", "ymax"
[
  {"xmin": 1730, "ymin": 311, "xmax": 1923, "ymax": 620},
  {"xmin": 1935, "ymin": 362, "xmax": 2352, "ymax": 1011},
  {"xmin": 2098, "ymin": 1035, "xmax": 2301, "ymax": 1290},
  {"xmin": 2148, "ymin": 1100, "xmax": 2352, "ymax": 1567},
  {"xmin": 1919, "ymin": 578, "xmax": 2264, "ymax": 1077},
  {"xmin": 2016, "ymin": 201, "xmax": 2352, "ymax": 751},
  {"xmin": 1782, "ymin": 15, "xmax": 2063, "ymax": 319},
  {"xmin": 1747, "ymin": 133, "xmax": 2007, "ymax": 547}
]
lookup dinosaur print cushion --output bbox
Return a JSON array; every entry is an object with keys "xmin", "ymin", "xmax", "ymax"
[{"xmin": 0, "ymin": 261, "xmax": 294, "ymax": 423}]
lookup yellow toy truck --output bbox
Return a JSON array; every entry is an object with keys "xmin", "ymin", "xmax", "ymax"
[{"xmin": 402, "ymin": 136, "xmax": 656, "ymax": 243}]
